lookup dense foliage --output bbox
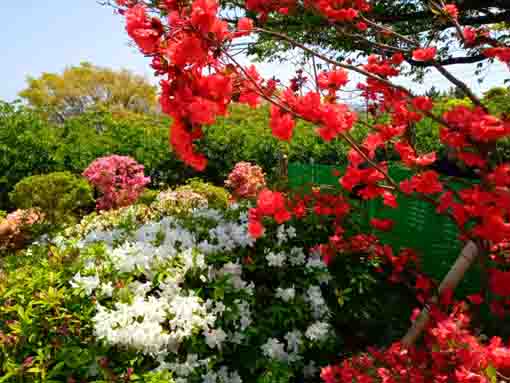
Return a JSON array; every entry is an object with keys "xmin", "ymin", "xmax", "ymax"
[
  {"xmin": 2, "ymin": 87, "xmax": 510, "ymax": 209},
  {"xmin": 0, "ymin": 101, "xmax": 359, "ymax": 210},
  {"xmin": 109, "ymin": 0, "xmax": 510, "ymax": 382},
  {"xmin": 0, "ymin": 183, "xmax": 413, "ymax": 382},
  {"xmin": 9, "ymin": 172, "xmax": 94, "ymax": 225}
]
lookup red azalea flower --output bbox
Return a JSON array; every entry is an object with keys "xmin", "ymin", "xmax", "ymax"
[
  {"xmin": 318, "ymin": 69, "xmax": 349, "ymax": 90},
  {"xmin": 370, "ymin": 218, "xmax": 394, "ymax": 231},
  {"xmin": 463, "ymin": 27, "xmax": 477, "ymax": 45},
  {"xmin": 383, "ymin": 192, "xmax": 398, "ymax": 208},
  {"xmin": 355, "ymin": 21, "xmax": 368, "ymax": 31},
  {"xmin": 236, "ymin": 17, "xmax": 254, "ymax": 36},
  {"xmin": 125, "ymin": 4, "xmax": 163, "ymax": 54},
  {"xmin": 444, "ymin": 4, "xmax": 458, "ymax": 19},
  {"xmin": 270, "ymin": 109, "xmax": 295, "ymax": 141},
  {"xmin": 412, "ymin": 47, "xmax": 437, "ymax": 62},
  {"xmin": 391, "ymin": 52, "xmax": 405, "ymax": 65},
  {"xmin": 256, "ymin": 189, "xmax": 286, "ymax": 216},
  {"xmin": 169, "ymin": 119, "xmax": 207, "ymax": 171},
  {"xmin": 489, "ymin": 269, "xmax": 510, "ymax": 297},
  {"xmin": 467, "ymin": 294, "xmax": 484, "ymax": 305},
  {"xmin": 248, "ymin": 220, "xmax": 265, "ymax": 238},
  {"xmin": 484, "ymin": 47, "xmax": 510, "ymax": 64},
  {"xmin": 412, "ymin": 96, "xmax": 433, "ymax": 112}
]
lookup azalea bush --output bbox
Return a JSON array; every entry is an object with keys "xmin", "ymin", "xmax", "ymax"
[
  {"xmin": 321, "ymin": 302, "xmax": 510, "ymax": 383},
  {"xmin": 0, "ymin": 241, "xmax": 177, "ymax": 383},
  {"xmin": 70, "ymin": 202, "xmax": 340, "ymax": 382},
  {"xmin": 225, "ymin": 162, "xmax": 267, "ymax": 200},
  {"xmin": 83, "ymin": 155, "xmax": 151, "ymax": 210},
  {"xmin": 0, "ymin": 208, "xmax": 46, "ymax": 251}
]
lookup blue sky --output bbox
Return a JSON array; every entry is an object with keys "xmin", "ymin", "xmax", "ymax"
[
  {"xmin": 1, "ymin": 1, "xmax": 153, "ymax": 102},
  {"xmin": 1, "ymin": 1, "xmax": 508, "ymax": 103}
]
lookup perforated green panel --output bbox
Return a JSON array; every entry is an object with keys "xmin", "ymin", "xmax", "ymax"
[{"xmin": 288, "ymin": 162, "xmax": 481, "ymax": 295}]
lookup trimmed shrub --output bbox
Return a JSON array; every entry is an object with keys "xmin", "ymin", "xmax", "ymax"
[
  {"xmin": 175, "ymin": 178, "xmax": 231, "ymax": 210},
  {"xmin": 137, "ymin": 189, "xmax": 160, "ymax": 206},
  {"xmin": 9, "ymin": 172, "xmax": 94, "ymax": 225}
]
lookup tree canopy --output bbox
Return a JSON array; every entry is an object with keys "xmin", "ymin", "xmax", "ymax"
[
  {"xmin": 19, "ymin": 62, "xmax": 158, "ymax": 122},
  {"xmin": 222, "ymin": 0, "xmax": 510, "ymax": 78}
]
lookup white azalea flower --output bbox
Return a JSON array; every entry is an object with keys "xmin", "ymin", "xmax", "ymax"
[
  {"xmin": 305, "ymin": 321, "xmax": 330, "ymax": 342},
  {"xmin": 204, "ymin": 328, "xmax": 227, "ymax": 350},
  {"xmin": 266, "ymin": 251, "xmax": 286, "ymax": 267},
  {"xmin": 261, "ymin": 338, "xmax": 288, "ymax": 361},
  {"xmin": 70, "ymin": 272, "xmax": 100, "ymax": 295},
  {"xmin": 276, "ymin": 287, "xmax": 296, "ymax": 302}
]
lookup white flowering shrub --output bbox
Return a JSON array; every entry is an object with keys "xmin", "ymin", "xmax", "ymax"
[{"xmin": 62, "ymin": 200, "xmax": 339, "ymax": 382}]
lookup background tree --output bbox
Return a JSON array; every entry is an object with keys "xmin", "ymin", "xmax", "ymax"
[{"xmin": 19, "ymin": 62, "xmax": 158, "ymax": 122}]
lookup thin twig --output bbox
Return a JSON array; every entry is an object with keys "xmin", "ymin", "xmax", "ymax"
[{"xmin": 359, "ymin": 15, "xmax": 420, "ymax": 46}]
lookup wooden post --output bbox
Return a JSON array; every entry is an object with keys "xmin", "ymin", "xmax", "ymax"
[
  {"xmin": 280, "ymin": 154, "xmax": 288, "ymax": 181},
  {"xmin": 401, "ymin": 240, "xmax": 479, "ymax": 347}
]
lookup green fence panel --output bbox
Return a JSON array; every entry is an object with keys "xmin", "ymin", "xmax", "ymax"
[{"xmin": 288, "ymin": 162, "xmax": 481, "ymax": 295}]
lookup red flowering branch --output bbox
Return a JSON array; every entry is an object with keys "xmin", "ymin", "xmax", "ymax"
[
  {"xmin": 255, "ymin": 27, "xmax": 412, "ymax": 95},
  {"xmin": 223, "ymin": 46, "xmax": 400, "ymax": 189}
]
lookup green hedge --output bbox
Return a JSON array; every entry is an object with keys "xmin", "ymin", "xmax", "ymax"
[
  {"xmin": 10, "ymin": 171, "xmax": 95, "ymax": 225},
  {"xmin": 2, "ymin": 90, "xmax": 510, "ymax": 210},
  {"xmin": 0, "ymin": 103, "xmax": 367, "ymax": 210},
  {"xmin": 200, "ymin": 105, "xmax": 369, "ymax": 184},
  {"xmin": 0, "ymin": 103, "xmax": 194, "ymax": 210}
]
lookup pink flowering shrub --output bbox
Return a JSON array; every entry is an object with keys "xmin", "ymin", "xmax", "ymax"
[
  {"xmin": 225, "ymin": 162, "xmax": 266, "ymax": 200},
  {"xmin": 0, "ymin": 209, "xmax": 45, "ymax": 250},
  {"xmin": 321, "ymin": 302, "xmax": 510, "ymax": 383},
  {"xmin": 83, "ymin": 155, "xmax": 150, "ymax": 210}
]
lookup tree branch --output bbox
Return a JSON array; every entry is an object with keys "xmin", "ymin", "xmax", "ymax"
[
  {"xmin": 373, "ymin": 10, "xmax": 510, "ymax": 26},
  {"xmin": 431, "ymin": 62, "xmax": 486, "ymax": 109},
  {"xmin": 407, "ymin": 54, "xmax": 488, "ymax": 67}
]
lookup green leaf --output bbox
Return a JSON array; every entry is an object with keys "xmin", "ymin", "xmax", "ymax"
[{"xmin": 485, "ymin": 364, "xmax": 497, "ymax": 383}]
